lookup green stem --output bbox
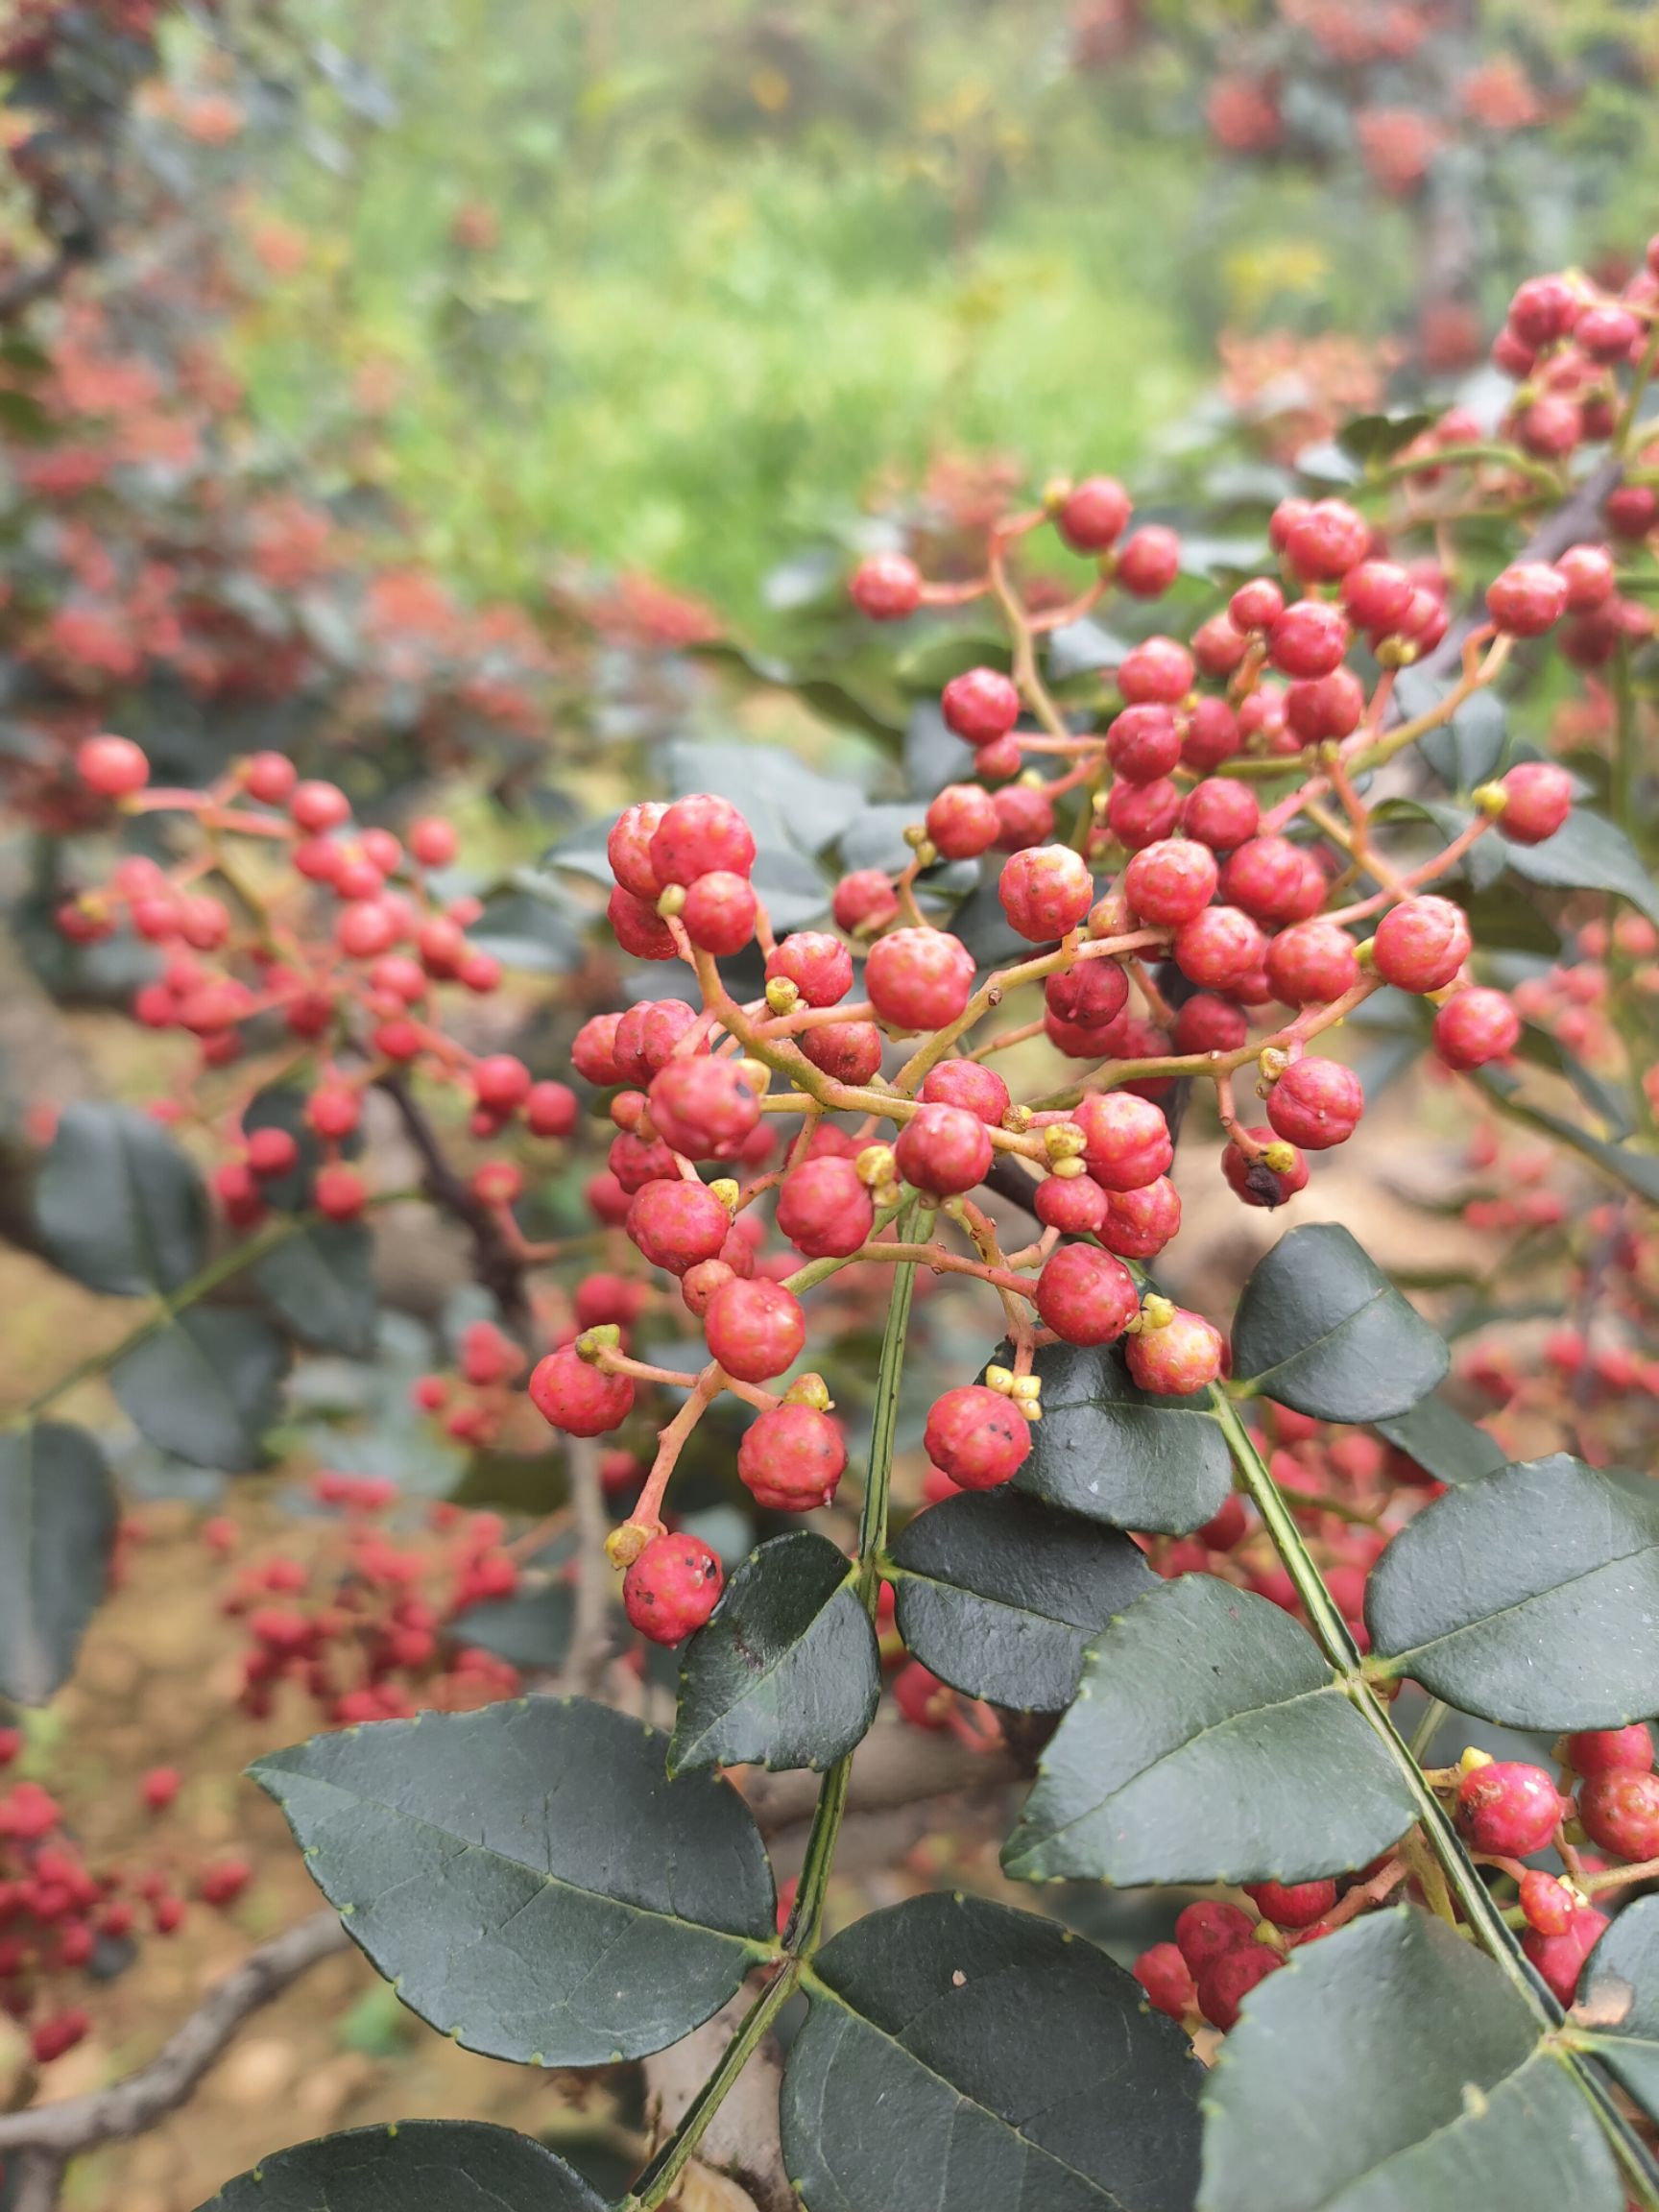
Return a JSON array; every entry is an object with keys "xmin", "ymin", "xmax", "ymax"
[
  {"xmin": 785, "ymin": 1200, "xmax": 921, "ymax": 1955},
  {"xmin": 613, "ymin": 1959, "xmax": 802, "ymax": 2212},
  {"xmin": 1209, "ymin": 1392, "xmax": 1358, "ymax": 1664},
  {"xmin": 1407, "ymin": 1696, "xmax": 1448, "ymax": 1764}
]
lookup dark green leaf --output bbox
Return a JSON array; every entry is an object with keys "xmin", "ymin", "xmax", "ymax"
[
  {"xmin": 1393, "ymin": 672, "xmax": 1506, "ymax": 793},
  {"xmin": 1232, "ymin": 1223, "xmax": 1449, "ymax": 1422},
  {"xmin": 1366, "ymin": 1455, "xmax": 1659, "ymax": 1727},
  {"xmin": 670, "ymin": 1531, "xmax": 878, "ymax": 1774},
  {"xmin": 782, "ymin": 1892, "xmax": 1204, "ymax": 2212},
  {"xmin": 1046, "ymin": 617, "xmax": 1135, "ymax": 683},
  {"xmin": 36, "ymin": 1103, "xmax": 206, "ymax": 1296},
  {"xmin": 468, "ymin": 885, "xmax": 585, "ymax": 974},
  {"xmin": 1011, "ymin": 1340, "xmax": 1234, "ymax": 1535},
  {"xmin": 1198, "ymin": 1908, "xmax": 1621, "ymax": 2212},
  {"xmin": 1471, "ymin": 1073, "xmax": 1659, "ymax": 1206},
  {"xmin": 448, "ymin": 1585, "xmax": 574, "ymax": 1671},
  {"xmin": 1003, "ymin": 1577, "xmax": 1414, "ymax": 1886},
  {"xmin": 0, "ymin": 1424, "xmax": 117, "ymax": 1706},
  {"xmin": 196, "ymin": 2119, "xmax": 607, "ymax": 2210},
  {"xmin": 1501, "ymin": 808, "xmax": 1659, "ymax": 924},
  {"xmin": 666, "ymin": 737, "xmax": 868, "ymax": 857},
  {"xmin": 1456, "ymin": 879, "xmax": 1562, "ymax": 957},
  {"xmin": 241, "ymin": 1086, "xmax": 324, "ymax": 1212},
  {"xmin": 1576, "ymin": 1896, "xmax": 1659, "ymax": 2122},
  {"xmin": 1511, "ymin": 1022, "xmax": 1636, "ymax": 1141},
  {"xmin": 252, "ymin": 1698, "xmax": 776, "ymax": 2064},
  {"xmin": 255, "ymin": 1223, "xmax": 377, "ymax": 1358},
  {"xmin": 110, "ymin": 1311, "xmax": 288, "ymax": 1471},
  {"xmin": 1372, "ymin": 1394, "xmax": 1507, "ymax": 1486},
  {"xmin": 1337, "ymin": 410, "xmax": 1434, "ymax": 467},
  {"xmin": 889, "ymin": 1489, "xmax": 1158, "ymax": 1712}
]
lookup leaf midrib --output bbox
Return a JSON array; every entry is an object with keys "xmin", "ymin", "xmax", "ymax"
[
  {"xmin": 802, "ymin": 1963, "xmax": 1139, "ymax": 2210},
  {"xmin": 1374, "ymin": 1535, "xmax": 1659, "ymax": 1672},
  {"xmin": 672, "ymin": 1570, "xmax": 864, "ymax": 1767},
  {"xmin": 258, "ymin": 1761, "xmax": 773, "ymax": 1950}
]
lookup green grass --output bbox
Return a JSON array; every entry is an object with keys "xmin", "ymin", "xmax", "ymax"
[{"xmin": 234, "ymin": 0, "xmax": 1214, "ymax": 618}]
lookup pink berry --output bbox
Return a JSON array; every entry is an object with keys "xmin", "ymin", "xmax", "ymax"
[
  {"xmin": 244, "ymin": 751, "xmax": 297, "ymax": 805},
  {"xmin": 1372, "ymin": 896, "xmax": 1472, "ymax": 993},
  {"xmin": 850, "ymin": 552, "xmax": 923, "ymax": 620},
  {"xmin": 1174, "ymin": 1899, "xmax": 1254, "ymax": 1976},
  {"xmin": 628, "ymin": 1180, "xmax": 732, "ymax": 1276},
  {"xmin": 1486, "ymin": 562, "xmax": 1569, "ymax": 637},
  {"xmin": 775, "ymin": 1157, "xmax": 875, "ymax": 1260},
  {"xmin": 1229, "ymin": 577, "xmax": 1284, "ymax": 632},
  {"xmin": 1507, "ymin": 274, "xmax": 1578, "ymax": 348},
  {"xmin": 924, "ymin": 1384, "xmax": 1032, "ymax": 1490},
  {"xmin": 1104, "ymin": 776, "xmax": 1182, "ymax": 852},
  {"xmin": 1124, "ymin": 838, "xmax": 1219, "ymax": 926},
  {"xmin": 1222, "ymin": 836, "xmax": 1325, "ymax": 926},
  {"xmin": 1046, "ymin": 956, "xmax": 1129, "ymax": 1032},
  {"xmin": 77, "ymin": 733, "xmax": 150, "ymax": 797},
  {"xmin": 1341, "ymin": 559, "xmax": 1414, "ymax": 633},
  {"xmin": 1567, "ymin": 1726, "xmax": 1654, "ymax": 1777},
  {"xmin": 1107, "ymin": 705, "xmax": 1183, "ymax": 785},
  {"xmin": 1286, "ymin": 669, "xmax": 1364, "ymax": 743},
  {"xmin": 1183, "ymin": 696, "xmax": 1241, "ymax": 771},
  {"xmin": 408, "ymin": 816, "xmax": 458, "ymax": 869},
  {"xmin": 1056, "ymin": 475, "xmax": 1132, "ymax": 552},
  {"xmin": 1173, "ymin": 905, "xmax": 1267, "ymax": 989},
  {"xmin": 529, "ymin": 1345, "xmax": 636, "ymax": 1436},
  {"xmin": 650, "ymin": 794, "xmax": 757, "ymax": 887},
  {"xmin": 1579, "ymin": 1771, "xmax": 1659, "ymax": 1862},
  {"xmin": 920, "ymin": 1058, "xmax": 1010, "ymax": 1124},
  {"xmin": 926, "ymin": 782, "xmax": 1000, "ymax": 859},
  {"xmin": 994, "ymin": 782, "xmax": 1056, "ymax": 851},
  {"xmin": 246, "ymin": 1127, "xmax": 300, "ymax": 1179},
  {"xmin": 705, "ymin": 1278, "xmax": 806, "ymax": 1382},
  {"xmin": 738, "ymin": 1405, "xmax": 848, "ymax": 1511},
  {"xmin": 1267, "ymin": 599, "xmax": 1349, "ymax": 680},
  {"xmin": 1497, "ymin": 761, "xmax": 1573, "ymax": 845},
  {"xmin": 1222, "ymin": 1128, "xmax": 1309, "ymax": 1209},
  {"xmin": 895, "ymin": 1102, "xmax": 993, "ymax": 1196},
  {"xmin": 1098, "ymin": 1177, "xmax": 1181, "ymax": 1259},
  {"xmin": 801, "ymin": 1020, "xmax": 885, "ymax": 1085},
  {"xmin": 1196, "ymin": 1945, "xmax": 1283, "ymax": 2031},
  {"xmin": 682, "ymin": 870, "xmax": 758, "ymax": 955},
  {"xmin": 1523, "ymin": 1906, "xmax": 1607, "ymax": 2007},
  {"xmin": 609, "ymin": 884, "xmax": 678, "ymax": 961},
  {"xmin": 766, "ymin": 933, "xmax": 854, "ymax": 1009},
  {"xmin": 647, "ymin": 1058, "xmax": 762, "ymax": 1160},
  {"xmin": 830, "ymin": 869, "xmax": 901, "ymax": 935},
  {"xmin": 998, "ymin": 844, "xmax": 1094, "ymax": 941},
  {"xmin": 1134, "ymin": 1942, "xmax": 1196, "ymax": 2021},
  {"xmin": 1076, "ymin": 1091, "xmax": 1173, "ymax": 1191},
  {"xmin": 1035, "ymin": 1242, "xmax": 1140, "ymax": 1346},
  {"xmin": 1118, "ymin": 637, "xmax": 1193, "ymax": 707},
  {"xmin": 141, "ymin": 1765, "xmax": 181, "ymax": 1811},
  {"xmin": 1432, "ymin": 988, "xmax": 1520, "ymax": 1070},
  {"xmin": 1555, "ymin": 544, "xmax": 1616, "ymax": 613},
  {"xmin": 290, "ymin": 780, "xmax": 351, "ymax": 833},
  {"xmin": 624, "ymin": 1533, "xmax": 724, "ymax": 1645},
  {"xmin": 1243, "ymin": 1878, "xmax": 1336, "ymax": 1929},
  {"xmin": 613, "ymin": 998, "xmax": 699, "ymax": 1084},
  {"xmin": 1116, "ymin": 525, "xmax": 1181, "ymax": 597},
  {"xmin": 1519, "ymin": 1870, "xmax": 1577, "ymax": 1939},
  {"xmin": 315, "ymin": 1165, "xmax": 367, "ymax": 1221},
  {"xmin": 1125, "ymin": 1309, "xmax": 1225, "ymax": 1395},
  {"xmin": 472, "ymin": 1054, "xmax": 532, "ymax": 1112},
  {"xmin": 1283, "ymin": 498, "xmax": 1369, "ymax": 582},
  {"xmin": 865, "ymin": 926, "xmax": 976, "ymax": 1032},
  {"xmin": 1171, "ymin": 993, "xmax": 1248, "ymax": 1055},
  {"xmin": 942, "ymin": 666, "xmax": 1021, "ymax": 746},
  {"xmin": 1455, "ymin": 1760, "xmax": 1564, "ymax": 1856},
  {"xmin": 1034, "ymin": 1173, "xmax": 1107, "ymax": 1234},
  {"xmin": 1266, "ymin": 1057, "xmax": 1364, "ymax": 1149},
  {"xmin": 1180, "ymin": 780, "xmax": 1260, "ymax": 853},
  {"xmin": 607, "ymin": 802, "xmax": 670, "ymax": 899}
]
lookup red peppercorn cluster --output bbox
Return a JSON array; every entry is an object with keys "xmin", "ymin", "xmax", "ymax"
[
  {"xmin": 56, "ymin": 741, "xmax": 581, "ymax": 1232},
  {"xmin": 217, "ymin": 1480, "xmax": 527, "ymax": 1726},
  {"xmin": 0, "ymin": 1738, "xmax": 250, "ymax": 2068}
]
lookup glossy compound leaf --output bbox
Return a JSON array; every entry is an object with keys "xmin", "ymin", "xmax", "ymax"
[
  {"xmin": 1232, "ymin": 1223, "xmax": 1449, "ymax": 1422},
  {"xmin": 196, "ymin": 2119, "xmax": 607, "ymax": 2210},
  {"xmin": 1010, "ymin": 1339, "xmax": 1234, "ymax": 1535},
  {"xmin": 781, "ymin": 1891, "xmax": 1204, "ymax": 2212},
  {"xmin": 1366, "ymin": 1455, "xmax": 1659, "ymax": 1728},
  {"xmin": 670, "ymin": 1531, "xmax": 878, "ymax": 1775},
  {"xmin": 1372, "ymin": 1393, "xmax": 1507, "ymax": 1485},
  {"xmin": 110, "ymin": 1310, "xmax": 288, "ymax": 1472},
  {"xmin": 888, "ymin": 1488, "xmax": 1158, "ymax": 1712},
  {"xmin": 0, "ymin": 1423, "xmax": 117, "ymax": 1706},
  {"xmin": 1575, "ymin": 1895, "xmax": 1659, "ymax": 2123},
  {"xmin": 1003, "ymin": 1576, "xmax": 1414, "ymax": 1887},
  {"xmin": 1499, "ymin": 807, "xmax": 1659, "ymax": 925},
  {"xmin": 1198, "ymin": 1907, "xmax": 1622, "ymax": 2212},
  {"xmin": 252, "ymin": 1698, "xmax": 777, "ymax": 2065},
  {"xmin": 254, "ymin": 1222, "xmax": 378, "ymax": 1358},
  {"xmin": 1336, "ymin": 409, "xmax": 1434, "ymax": 468},
  {"xmin": 36, "ymin": 1102, "xmax": 206, "ymax": 1297}
]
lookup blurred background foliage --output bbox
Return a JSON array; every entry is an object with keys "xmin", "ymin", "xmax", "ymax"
[{"xmin": 214, "ymin": 0, "xmax": 1659, "ymax": 619}]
